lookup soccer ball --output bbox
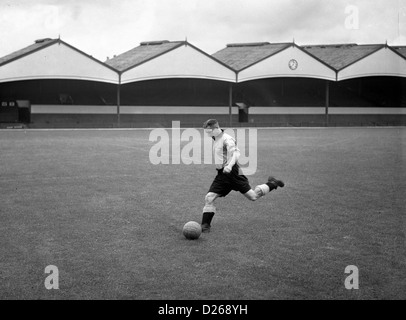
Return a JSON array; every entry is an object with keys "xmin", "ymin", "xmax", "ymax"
[{"xmin": 183, "ymin": 221, "xmax": 202, "ymax": 240}]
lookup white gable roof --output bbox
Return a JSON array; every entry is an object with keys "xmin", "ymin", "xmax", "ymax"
[
  {"xmin": 118, "ymin": 41, "xmax": 236, "ymax": 84},
  {"xmin": 338, "ymin": 46, "xmax": 406, "ymax": 81},
  {"xmin": 0, "ymin": 39, "xmax": 118, "ymax": 84},
  {"xmin": 237, "ymin": 44, "xmax": 336, "ymax": 82}
]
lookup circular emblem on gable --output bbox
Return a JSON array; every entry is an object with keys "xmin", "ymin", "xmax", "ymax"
[{"xmin": 288, "ymin": 59, "xmax": 298, "ymax": 70}]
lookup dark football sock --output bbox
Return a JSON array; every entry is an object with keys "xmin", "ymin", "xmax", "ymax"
[
  {"xmin": 201, "ymin": 212, "xmax": 215, "ymax": 226},
  {"xmin": 266, "ymin": 182, "xmax": 277, "ymax": 191}
]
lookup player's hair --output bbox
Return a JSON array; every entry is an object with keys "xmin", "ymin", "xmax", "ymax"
[{"xmin": 203, "ymin": 119, "xmax": 219, "ymax": 128}]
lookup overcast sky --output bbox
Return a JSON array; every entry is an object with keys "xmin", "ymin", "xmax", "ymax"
[{"xmin": 0, "ymin": 0, "xmax": 405, "ymax": 62}]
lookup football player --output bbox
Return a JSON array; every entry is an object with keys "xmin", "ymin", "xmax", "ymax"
[{"xmin": 201, "ymin": 119, "xmax": 285, "ymax": 233}]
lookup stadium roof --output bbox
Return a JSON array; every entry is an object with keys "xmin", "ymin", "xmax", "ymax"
[
  {"xmin": 0, "ymin": 38, "xmax": 118, "ymax": 83},
  {"xmin": 302, "ymin": 43, "xmax": 406, "ymax": 80},
  {"xmin": 302, "ymin": 44, "xmax": 385, "ymax": 71},
  {"xmin": 212, "ymin": 42, "xmax": 337, "ymax": 81},
  {"xmin": 106, "ymin": 40, "xmax": 236, "ymax": 83},
  {"xmin": 0, "ymin": 38, "xmax": 116, "ymax": 71},
  {"xmin": 392, "ymin": 46, "xmax": 406, "ymax": 58},
  {"xmin": 1, "ymin": 39, "xmax": 406, "ymax": 84},
  {"xmin": 212, "ymin": 42, "xmax": 291, "ymax": 72},
  {"xmin": 105, "ymin": 40, "xmax": 183, "ymax": 72},
  {"xmin": 0, "ymin": 38, "xmax": 57, "ymax": 67}
]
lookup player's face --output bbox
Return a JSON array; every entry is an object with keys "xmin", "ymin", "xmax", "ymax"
[
  {"xmin": 204, "ymin": 127, "xmax": 221, "ymax": 137},
  {"xmin": 204, "ymin": 128, "xmax": 213, "ymax": 137}
]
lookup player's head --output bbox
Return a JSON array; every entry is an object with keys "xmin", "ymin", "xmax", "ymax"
[
  {"xmin": 203, "ymin": 119, "xmax": 222, "ymax": 137},
  {"xmin": 203, "ymin": 119, "xmax": 219, "ymax": 129}
]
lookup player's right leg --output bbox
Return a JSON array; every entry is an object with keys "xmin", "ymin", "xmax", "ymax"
[
  {"xmin": 244, "ymin": 176, "xmax": 285, "ymax": 201},
  {"xmin": 201, "ymin": 192, "xmax": 219, "ymax": 233}
]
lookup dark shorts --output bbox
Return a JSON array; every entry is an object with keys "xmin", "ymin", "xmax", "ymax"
[{"xmin": 208, "ymin": 164, "xmax": 252, "ymax": 197}]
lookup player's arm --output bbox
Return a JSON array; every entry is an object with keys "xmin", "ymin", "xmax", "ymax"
[{"xmin": 223, "ymin": 141, "xmax": 240, "ymax": 173}]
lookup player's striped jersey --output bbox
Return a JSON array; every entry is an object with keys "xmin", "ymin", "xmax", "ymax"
[{"xmin": 213, "ymin": 131, "xmax": 240, "ymax": 169}]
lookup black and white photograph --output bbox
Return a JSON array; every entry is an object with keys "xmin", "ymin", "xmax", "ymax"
[{"xmin": 0, "ymin": 0, "xmax": 405, "ymax": 310}]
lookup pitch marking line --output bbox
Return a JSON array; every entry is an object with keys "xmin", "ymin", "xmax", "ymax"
[{"xmin": 0, "ymin": 126, "xmax": 404, "ymax": 132}]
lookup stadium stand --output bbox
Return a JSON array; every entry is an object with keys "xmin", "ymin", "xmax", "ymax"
[{"xmin": 0, "ymin": 39, "xmax": 405, "ymax": 127}]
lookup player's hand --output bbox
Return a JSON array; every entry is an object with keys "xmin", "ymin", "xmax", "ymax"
[{"xmin": 223, "ymin": 165, "xmax": 232, "ymax": 174}]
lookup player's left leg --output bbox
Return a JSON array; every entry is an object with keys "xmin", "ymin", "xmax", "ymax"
[
  {"xmin": 202, "ymin": 170, "xmax": 233, "ymax": 233},
  {"xmin": 201, "ymin": 192, "xmax": 220, "ymax": 233}
]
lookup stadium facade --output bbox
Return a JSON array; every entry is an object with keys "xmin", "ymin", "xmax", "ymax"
[{"xmin": 0, "ymin": 38, "xmax": 405, "ymax": 128}]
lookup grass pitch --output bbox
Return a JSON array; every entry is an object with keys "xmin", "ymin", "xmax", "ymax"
[{"xmin": 0, "ymin": 127, "xmax": 405, "ymax": 300}]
